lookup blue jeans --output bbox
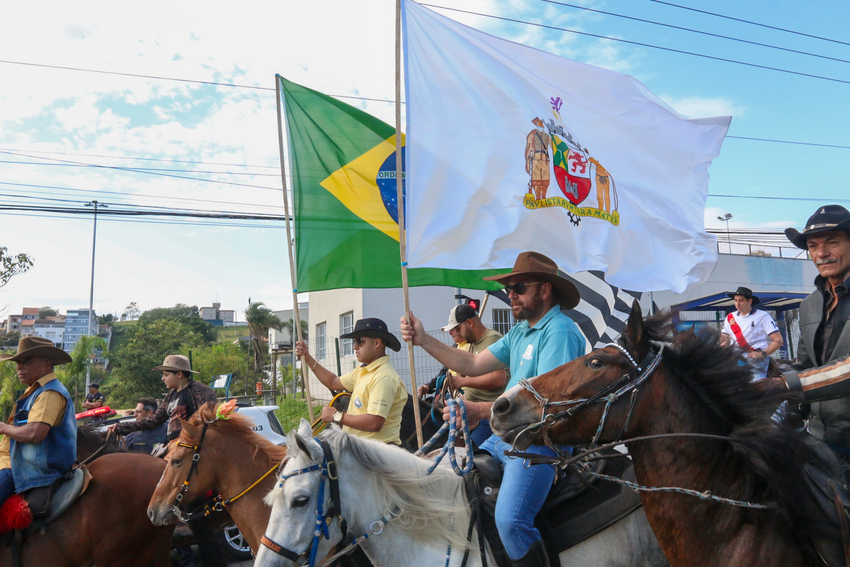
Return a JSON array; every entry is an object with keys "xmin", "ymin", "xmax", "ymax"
[
  {"xmin": 0, "ymin": 468, "xmax": 16, "ymax": 507},
  {"xmin": 469, "ymin": 419, "xmax": 493, "ymax": 448},
  {"xmin": 479, "ymin": 434, "xmax": 558, "ymax": 559}
]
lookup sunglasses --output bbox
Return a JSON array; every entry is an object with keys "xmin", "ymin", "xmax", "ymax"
[
  {"xmin": 352, "ymin": 337, "xmax": 375, "ymax": 346},
  {"xmin": 503, "ymin": 281, "xmax": 544, "ymax": 295}
]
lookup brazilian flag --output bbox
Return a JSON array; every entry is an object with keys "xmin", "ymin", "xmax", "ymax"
[{"xmin": 279, "ymin": 76, "xmax": 507, "ymax": 292}]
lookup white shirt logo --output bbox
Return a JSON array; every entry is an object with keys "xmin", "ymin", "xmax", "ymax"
[
  {"xmin": 522, "ymin": 345, "xmax": 534, "ymax": 360},
  {"xmin": 354, "ymin": 397, "xmax": 362, "ymax": 408}
]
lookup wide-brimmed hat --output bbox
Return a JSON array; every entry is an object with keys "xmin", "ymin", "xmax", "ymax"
[
  {"xmin": 483, "ymin": 251, "xmax": 580, "ymax": 309},
  {"xmin": 340, "ymin": 318, "xmax": 401, "ymax": 352},
  {"xmin": 727, "ymin": 286, "xmax": 760, "ymax": 306},
  {"xmin": 442, "ymin": 304, "xmax": 478, "ymax": 332},
  {"xmin": 785, "ymin": 205, "xmax": 850, "ymax": 250},
  {"xmin": 152, "ymin": 354, "xmax": 197, "ymax": 374},
  {"xmin": 0, "ymin": 336, "xmax": 72, "ymax": 364}
]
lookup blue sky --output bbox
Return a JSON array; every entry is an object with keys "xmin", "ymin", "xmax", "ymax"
[{"xmin": 0, "ymin": 0, "xmax": 847, "ymax": 318}]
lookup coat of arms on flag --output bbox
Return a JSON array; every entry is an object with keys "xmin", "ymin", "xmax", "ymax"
[{"xmin": 523, "ymin": 96, "xmax": 619, "ymax": 226}]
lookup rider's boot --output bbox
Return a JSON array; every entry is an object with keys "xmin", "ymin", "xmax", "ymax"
[{"xmin": 512, "ymin": 539, "xmax": 550, "ymax": 567}]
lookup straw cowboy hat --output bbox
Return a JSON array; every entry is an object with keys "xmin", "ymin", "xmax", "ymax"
[
  {"xmin": 340, "ymin": 318, "xmax": 402, "ymax": 352},
  {"xmin": 727, "ymin": 286, "xmax": 760, "ymax": 306},
  {"xmin": 785, "ymin": 205, "xmax": 850, "ymax": 250},
  {"xmin": 152, "ymin": 354, "xmax": 198, "ymax": 374},
  {"xmin": 483, "ymin": 251, "xmax": 580, "ymax": 309},
  {"xmin": 0, "ymin": 336, "xmax": 72, "ymax": 364}
]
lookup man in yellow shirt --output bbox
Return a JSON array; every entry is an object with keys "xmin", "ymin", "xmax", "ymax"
[
  {"xmin": 0, "ymin": 337, "xmax": 76, "ymax": 507},
  {"xmin": 295, "ymin": 318, "xmax": 407, "ymax": 445}
]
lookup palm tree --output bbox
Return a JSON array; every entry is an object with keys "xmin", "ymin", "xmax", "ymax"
[
  {"xmin": 244, "ymin": 299, "xmax": 283, "ymax": 383},
  {"xmin": 281, "ymin": 318, "xmax": 309, "ymax": 343}
]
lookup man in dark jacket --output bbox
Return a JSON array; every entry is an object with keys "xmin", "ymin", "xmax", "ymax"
[
  {"xmin": 123, "ymin": 398, "xmax": 167, "ymax": 453},
  {"xmin": 782, "ymin": 205, "xmax": 850, "ymax": 476}
]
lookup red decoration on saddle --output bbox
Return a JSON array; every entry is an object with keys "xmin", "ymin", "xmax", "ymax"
[{"xmin": 0, "ymin": 494, "xmax": 32, "ymax": 534}]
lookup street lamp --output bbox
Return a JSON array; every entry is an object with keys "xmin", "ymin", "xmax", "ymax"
[
  {"xmin": 84, "ymin": 200, "xmax": 107, "ymax": 388},
  {"xmin": 717, "ymin": 213, "xmax": 733, "ymax": 253}
]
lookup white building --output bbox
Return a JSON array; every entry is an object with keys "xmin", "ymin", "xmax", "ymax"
[
  {"xmin": 30, "ymin": 318, "xmax": 66, "ymax": 348},
  {"xmin": 201, "ymin": 303, "xmax": 237, "ymax": 326}
]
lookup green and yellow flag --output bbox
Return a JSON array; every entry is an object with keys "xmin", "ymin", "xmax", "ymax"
[{"xmin": 279, "ymin": 76, "xmax": 507, "ymax": 292}]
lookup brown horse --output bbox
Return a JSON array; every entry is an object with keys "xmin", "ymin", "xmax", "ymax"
[
  {"xmin": 147, "ymin": 402, "xmax": 287, "ymax": 554},
  {"xmin": 490, "ymin": 302, "xmax": 843, "ymax": 567},
  {"xmin": 1, "ymin": 452, "xmax": 174, "ymax": 567}
]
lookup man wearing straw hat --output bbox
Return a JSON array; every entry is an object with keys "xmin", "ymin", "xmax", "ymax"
[
  {"xmin": 0, "ymin": 337, "xmax": 76, "ymax": 508},
  {"xmin": 401, "ymin": 251, "xmax": 586, "ymax": 567},
  {"xmin": 295, "ymin": 318, "xmax": 408, "ymax": 445},
  {"xmin": 110, "ymin": 354, "xmax": 216, "ymax": 443}
]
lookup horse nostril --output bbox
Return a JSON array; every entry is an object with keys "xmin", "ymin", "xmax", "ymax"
[
  {"xmin": 147, "ymin": 509, "xmax": 155, "ymax": 522},
  {"xmin": 492, "ymin": 396, "xmax": 511, "ymax": 416}
]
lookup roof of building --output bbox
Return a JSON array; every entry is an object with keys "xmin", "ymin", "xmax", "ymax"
[
  {"xmin": 670, "ymin": 291, "xmax": 812, "ymax": 313},
  {"xmin": 21, "ymin": 308, "xmax": 39, "ymax": 315}
]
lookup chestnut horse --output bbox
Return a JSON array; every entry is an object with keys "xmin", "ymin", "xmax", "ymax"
[
  {"xmin": 491, "ymin": 302, "xmax": 844, "ymax": 567},
  {"xmin": 147, "ymin": 403, "xmax": 287, "ymax": 554},
  {"xmin": 1, "ymin": 452, "xmax": 174, "ymax": 567}
]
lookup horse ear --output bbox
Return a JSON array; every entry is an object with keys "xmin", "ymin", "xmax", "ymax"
[
  {"xmin": 297, "ymin": 418, "xmax": 312, "ymax": 439},
  {"xmin": 181, "ymin": 418, "xmax": 200, "ymax": 439},
  {"xmin": 622, "ymin": 300, "xmax": 648, "ymax": 354}
]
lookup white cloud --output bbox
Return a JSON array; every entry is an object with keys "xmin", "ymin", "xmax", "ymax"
[{"xmin": 660, "ymin": 95, "xmax": 743, "ymax": 120}]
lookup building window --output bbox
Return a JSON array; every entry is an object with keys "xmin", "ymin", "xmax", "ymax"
[
  {"xmin": 316, "ymin": 322, "xmax": 327, "ymax": 361},
  {"xmin": 492, "ymin": 308, "xmax": 517, "ymax": 336},
  {"xmin": 341, "ymin": 312, "xmax": 354, "ymax": 357}
]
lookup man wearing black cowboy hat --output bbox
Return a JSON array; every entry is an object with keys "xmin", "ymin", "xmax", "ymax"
[
  {"xmin": 401, "ymin": 251, "xmax": 586, "ymax": 567},
  {"xmin": 0, "ymin": 337, "xmax": 76, "ymax": 508},
  {"xmin": 721, "ymin": 286, "xmax": 783, "ymax": 381},
  {"xmin": 295, "ymin": 318, "xmax": 407, "ymax": 445},
  {"xmin": 777, "ymin": 205, "xmax": 850, "ymax": 478}
]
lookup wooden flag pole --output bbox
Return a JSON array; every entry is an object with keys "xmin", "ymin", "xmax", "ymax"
[
  {"xmin": 396, "ymin": 0, "xmax": 424, "ymax": 449},
  {"xmin": 275, "ymin": 75, "xmax": 316, "ymax": 423}
]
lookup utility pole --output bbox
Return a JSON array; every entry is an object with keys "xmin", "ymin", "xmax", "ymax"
[
  {"xmin": 84, "ymin": 200, "xmax": 107, "ymax": 388},
  {"xmin": 717, "ymin": 213, "xmax": 733, "ymax": 253}
]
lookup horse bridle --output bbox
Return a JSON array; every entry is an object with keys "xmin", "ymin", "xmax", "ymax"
[
  {"xmin": 515, "ymin": 342, "xmax": 665, "ymax": 452},
  {"xmin": 170, "ymin": 420, "xmax": 285, "ymax": 522},
  {"xmin": 260, "ymin": 439, "xmax": 350, "ymax": 567}
]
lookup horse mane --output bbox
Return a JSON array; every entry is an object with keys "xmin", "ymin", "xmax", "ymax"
[
  {"xmin": 179, "ymin": 402, "xmax": 287, "ymax": 464},
  {"xmin": 634, "ymin": 313, "xmax": 839, "ymax": 545},
  {"xmin": 77, "ymin": 424, "xmax": 126, "ymax": 461},
  {"xmin": 319, "ymin": 427, "xmax": 472, "ymax": 550}
]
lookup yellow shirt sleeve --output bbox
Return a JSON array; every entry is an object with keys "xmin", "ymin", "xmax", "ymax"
[
  {"xmin": 339, "ymin": 368, "xmax": 358, "ymax": 392},
  {"xmin": 26, "ymin": 390, "xmax": 67, "ymax": 427},
  {"xmin": 0, "ymin": 435, "xmax": 10, "ymax": 470}
]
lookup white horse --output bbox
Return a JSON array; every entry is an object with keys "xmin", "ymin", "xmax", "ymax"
[{"xmin": 255, "ymin": 419, "xmax": 668, "ymax": 567}]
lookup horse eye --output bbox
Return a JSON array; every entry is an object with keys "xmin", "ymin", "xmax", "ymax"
[
  {"xmin": 587, "ymin": 358, "xmax": 604, "ymax": 369},
  {"xmin": 292, "ymin": 495, "xmax": 310, "ymax": 508},
  {"xmin": 170, "ymin": 458, "xmax": 182, "ymax": 467}
]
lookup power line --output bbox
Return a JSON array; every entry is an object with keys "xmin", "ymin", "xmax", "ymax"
[
  {"xmin": 0, "ymin": 203, "xmax": 289, "ymax": 221},
  {"xmin": 423, "ymin": 5, "xmax": 850, "ymax": 86},
  {"xmin": 0, "ymin": 209, "xmax": 285, "ymax": 229},
  {"xmin": 0, "ymin": 148, "xmax": 279, "ymax": 169},
  {"xmin": 541, "ymin": 0, "xmax": 850, "ymax": 65},
  {"xmin": 647, "ymin": 0, "xmax": 850, "ymax": 48},
  {"xmin": 708, "ymin": 193, "xmax": 850, "ymax": 204},
  {"xmin": 0, "ymin": 158, "xmax": 280, "ymax": 177}
]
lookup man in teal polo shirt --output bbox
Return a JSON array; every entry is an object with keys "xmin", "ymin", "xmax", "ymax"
[{"xmin": 401, "ymin": 251, "xmax": 586, "ymax": 567}]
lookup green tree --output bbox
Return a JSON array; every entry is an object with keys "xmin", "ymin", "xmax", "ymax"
[
  {"xmin": 139, "ymin": 304, "xmax": 217, "ymax": 343},
  {"xmin": 108, "ymin": 319, "xmax": 204, "ymax": 406},
  {"xmin": 244, "ymin": 299, "xmax": 282, "ymax": 382},
  {"xmin": 0, "ymin": 247, "xmax": 33, "ymax": 288},
  {"xmin": 121, "ymin": 302, "xmax": 141, "ymax": 321},
  {"xmin": 0, "ymin": 361, "xmax": 22, "ymax": 421},
  {"xmin": 191, "ymin": 342, "xmax": 251, "ymax": 396},
  {"xmin": 281, "ymin": 318, "xmax": 309, "ymax": 342},
  {"xmin": 98, "ymin": 313, "xmax": 116, "ymax": 324},
  {"xmin": 39, "ymin": 306, "xmax": 59, "ymax": 319},
  {"xmin": 60, "ymin": 335, "xmax": 107, "ymax": 410}
]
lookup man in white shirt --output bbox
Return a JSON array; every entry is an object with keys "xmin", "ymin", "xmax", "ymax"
[{"xmin": 721, "ymin": 286, "xmax": 783, "ymax": 380}]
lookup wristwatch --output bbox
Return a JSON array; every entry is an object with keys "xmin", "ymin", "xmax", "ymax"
[{"xmin": 333, "ymin": 411, "xmax": 343, "ymax": 424}]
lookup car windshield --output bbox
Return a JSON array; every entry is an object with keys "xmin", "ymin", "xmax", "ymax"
[{"xmin": 265, "ymin": 410, "xmax": 286, "ymax": 436}]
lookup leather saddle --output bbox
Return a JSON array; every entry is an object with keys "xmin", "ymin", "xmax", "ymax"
[
  {"xmin": 19, "ymin": 467, "xmax": 90, "ymax": 532},
  {"xmin": 466, "ymin": 448, "xmax": 642, "ymax": 567},
  {"xmin": 799, "ymin": 437, "xmax": 850, "ymax": 567}
]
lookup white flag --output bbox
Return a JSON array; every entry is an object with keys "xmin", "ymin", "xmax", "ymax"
[{"xmin": 401, "ymin": 0, "xmax": 730, "ymax": 293}]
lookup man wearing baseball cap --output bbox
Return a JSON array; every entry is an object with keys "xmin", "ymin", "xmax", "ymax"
[
  {"xmin": 110, "ymin": 354, "xmax": 216, "ymax": 443},
  {"xmin": 401, "ymin": 251, "xmax": 586, "ymax": 566},
  {"xmin": 296, "ymin": 318, "xmax": 408, "ymax": 445},
  {"xmin": 418, "ymin": 303, "xmax": 508, "ymax": 445},
  {"xmin": 0, "ymin": 337, "xmax": 76, "ymax": 508},
  {"xmin": 778, "ymin": 205, "xmax": 850, "ymax": 479}
]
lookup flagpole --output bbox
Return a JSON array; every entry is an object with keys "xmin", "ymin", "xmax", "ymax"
[
  {"xmin": 396, "ymin": 0, "xmax": 424, "ymax": 449},
  {"xmin": 275, "ymin": 74, "xmax": 316, "ymax": 423}
]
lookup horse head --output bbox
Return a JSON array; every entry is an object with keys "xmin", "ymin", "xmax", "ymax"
[
  {"xmin": 255, "ymin": 419, "xmax": 342, "ymax": 567},
  {"xmin": 491, "ymin": 301, "xmax": 657, "ymax": 450}
]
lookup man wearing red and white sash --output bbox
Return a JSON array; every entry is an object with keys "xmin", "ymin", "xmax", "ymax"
[{"xmin": 721, "ymin": 286, "xmax": 783, "ymax": 380}]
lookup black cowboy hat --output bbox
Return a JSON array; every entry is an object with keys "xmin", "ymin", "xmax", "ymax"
[
  {"xmin": 0, "ymin": 336, "xmax": 72, "ymax": 364},
  {"xmin": 785, "ymin": 205, "xmax": 850, "ymax": 250},
  {"xmin": 727, "ymin": 286, "xmax": 760, "ymax": 306},
  {"xmin": 341, "ymin": 318, "xmax": 401, "ymax": 352},
  {"xmin": 483, "ymin": 251, "xmax": 580, "ymax": 309}
]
